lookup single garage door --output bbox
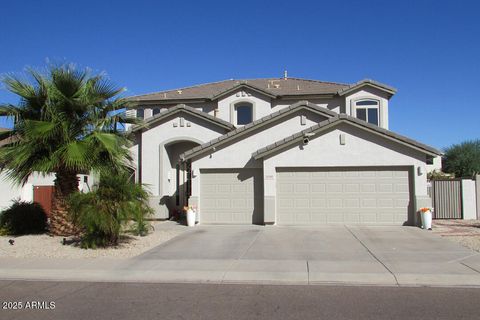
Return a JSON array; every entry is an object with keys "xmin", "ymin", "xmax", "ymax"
[
  {"xmin": 276, "ymin": 167, "xmax": 412, "ymax": 225},
  {"xmin": 200, "ymin": 169, "xmax": 263, "ymax": 224}
]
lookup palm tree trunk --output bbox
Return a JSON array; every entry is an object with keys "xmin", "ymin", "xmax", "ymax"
[{"xmin": 49, "ymin": 170, "xmax": 79, "ymax": 236}]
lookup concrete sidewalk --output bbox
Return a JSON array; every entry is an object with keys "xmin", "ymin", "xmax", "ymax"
[{"xmin": 1, "ymin": 226, "xmax": 480, "ymax": 287}]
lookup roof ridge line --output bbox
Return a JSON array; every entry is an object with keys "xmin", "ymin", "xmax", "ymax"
[{"xmin": 284, "ymin": 77, "xmax": 351, "ymax": 86}]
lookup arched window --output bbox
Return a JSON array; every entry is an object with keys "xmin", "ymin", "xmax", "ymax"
[
  {"xmin": 152, "ymin": 108, "xmax": 160, "ymax": 116},
  {"xmin": 355, "ymin": 100, "xmax": 379, "ymax": 126},
  {"xmin": 136, "ymin": 108, "xmax": 145, "ymax": 119},
  {"xmin": 235, "ymin": 102, "xmax": 253, "ymax": 125}
]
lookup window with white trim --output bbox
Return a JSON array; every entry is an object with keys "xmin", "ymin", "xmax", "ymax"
[
  {"xmin": 355, "ymin": 100, "xmax": 379, "ymax": 125},
  {"xmin": 235, "ymin": 103, "xmax": 253, "ymax": 125},
  {"xmin": 152, "ymin": 107, "xmax": 160, "ymax": 116}
]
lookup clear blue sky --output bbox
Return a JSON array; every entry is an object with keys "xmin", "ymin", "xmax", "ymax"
[{"xmin": 1, "ymin": 0, "xmax": 479, "ymax": 150}]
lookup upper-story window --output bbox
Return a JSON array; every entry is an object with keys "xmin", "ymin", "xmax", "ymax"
[
  {"xmin": 235, "ymin": 103, "xmax": 253, "ymax": 125},
  {"xmin": 137, "ymin": 108, "xmax": 145, "ymax": 119},
  {"xmin": 152, "ymin": 107, "xmax": 160, "ymax": 116},
  {"xmin": 355, "ymin": 100, "xmax": 379, "ymax": 126}
]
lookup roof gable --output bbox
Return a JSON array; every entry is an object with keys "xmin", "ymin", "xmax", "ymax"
[
  {"xmin": 337, "ymin": 79, "xmax": 397, "ymax": 97},
  {"xmin": 180, "ymin": 101, "xmax": 337, "ymax": 160},
  {"xmin": 252, "ymin": 114, "xmax": 441, "ymax": 159},
  {"xmin": 131, "ymin": 104, "xmax": 235, "ymax": 132},
  {"xmin": 211, "ymin": 82, "xmax": 277, "ymax": 100}
]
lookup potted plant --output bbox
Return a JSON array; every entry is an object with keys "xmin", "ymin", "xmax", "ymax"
[
  {"xmin": 419, "ymin": 207, "xmax": 433, "ymax": 230},
  {"xmin": 183, "ymin": 205, "xmax": 196, "ymax": 227}
]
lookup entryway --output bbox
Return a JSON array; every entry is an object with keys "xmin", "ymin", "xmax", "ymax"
[{"xmin": 164, "ymin": 140, "xmax": 200, "ymax": 213}]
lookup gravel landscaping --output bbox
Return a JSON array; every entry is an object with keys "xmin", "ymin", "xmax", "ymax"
[
  {"xmin": 0, "ymin": 221, "xmax": 187, "ymax": 259},
  {"xmin": 432, "ymin": 219, "xmax": 480, "ymax": 252}
]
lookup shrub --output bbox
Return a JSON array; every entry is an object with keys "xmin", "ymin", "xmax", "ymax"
[
  {"xmin": 0, "ymin": 200, "xmax": 47, "ymax": 235},
  {"xmin": 69, "ymin": 173, "xmax": 153, "ymax": 248},
  {"xmin": 443, "ymin": 139, "xmax": 480, "ymax": 178},
  {"xmin": 427, "ymin": 170, "xmax": 453, "ymax": 180}
]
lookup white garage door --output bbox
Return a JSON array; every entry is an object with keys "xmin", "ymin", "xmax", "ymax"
[
  {"xmin": 276, "ymin": 167, "xmax": 411, "ymax": 225},
  {"xmin": 200, "ymin": 169, "xmax": 263, "ymax": 224}
]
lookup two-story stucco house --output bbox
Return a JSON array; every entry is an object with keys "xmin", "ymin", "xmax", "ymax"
[{"xmin": 127, "ymin": 76, "xmax": 441, "ymax": 226}]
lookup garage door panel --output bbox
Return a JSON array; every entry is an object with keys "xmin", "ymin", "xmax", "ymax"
[
  {"xmin": 277, "ymin": 167, "xmax": 411, "ymax": 225},
  {"xmin": 200, "ymin": 169, "xmax": 263, "ymax": 224},
  {"xmin": 310, "ymin": 213, "xmax": 327, "ymax": 223},
  {"xmin": 361, "ymin": 184, "xmax": 376, "ymax": 192},
  {"xmin": 344, "ymin": 184, "xmax": 360, "ymax": 192},
  {"xmin": 311, "ymin": 199, "xmax": 326, "ymax": 208},
  {"xmin": 311, "ymin": 183, "xmax": 326, "ymax": 193},
  {"xmin": 344, "ymin": 199, "xmax": 360, "ymax": 208}
]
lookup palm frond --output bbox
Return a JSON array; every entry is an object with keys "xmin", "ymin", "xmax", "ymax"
[{"xmin": 0, "ymin": 64, "xmax": 135, "ymax": 185}]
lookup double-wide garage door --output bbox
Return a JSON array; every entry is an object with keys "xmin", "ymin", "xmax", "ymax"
[
  {"xmin": 200, "ymin": 169, "xmax": 263, "ymax": 224},
  {"xmin": 277, "ymin": 167, "xmax": 411, "ymax": 225}
]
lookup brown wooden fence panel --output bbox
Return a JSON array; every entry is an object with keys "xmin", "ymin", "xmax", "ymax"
[
  {"xmin": 429, "ymin": 179, "xmax": 463, "ymax": 219},
  {"xmin": 33, "ymin": 186, "xmax": 54, "ymax": 216}
]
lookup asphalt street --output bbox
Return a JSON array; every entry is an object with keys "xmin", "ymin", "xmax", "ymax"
[{"xmin": 1, "ymin": 280, "xmax": 479, "ymax": 320}]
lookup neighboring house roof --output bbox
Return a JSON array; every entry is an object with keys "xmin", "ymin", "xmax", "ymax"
[
  {"xmin": 337, "ymin": 79, "xmax": 397, "ymax": 97},
  {"xmin": 252, "ymin": 114, "xmax": 441, "ymax": 159},
  {"xmin": 131, "ymin": 104, "xmax": 235, "ymax": 132},
  {"xmin": 128, "ymin": 78, "xmax": 354, "ymax": 103},
  {"xmin": 180, "ymin": 101, "xmax": 338, "ymax": 161}
]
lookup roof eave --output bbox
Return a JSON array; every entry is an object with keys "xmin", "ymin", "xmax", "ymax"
[
  {"xmin": 127, "ymin": 98, "xmax": 209, "ymax": 106},
  {"xmin": 277, "ymin": 93, "xmax": 337, "ymax": 100},
  {"xmin": 131, "ymin": 104, "xmax": 235, "ymax": 133},
  {"xmin": 337, "ymin": 80, "xmax": 397, "ymax": 97},
  {"xmin": 253, "ymin": 118, "xmax": 441, "ymax": 160},
  {"xmin": 181, "ymin": 101, "xmax": 338, "ymax": 161}
]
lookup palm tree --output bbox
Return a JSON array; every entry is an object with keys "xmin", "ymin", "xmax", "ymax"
[{"xmin": 0, "ymin": 64, "xmax": 136, "ymax": 235}]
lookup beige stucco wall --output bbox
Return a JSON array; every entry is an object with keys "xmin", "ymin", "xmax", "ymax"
[
  {"xmin": 216, "ymin": 89, "xmax": 272, "ymax": 125},
  {"xmin": 426, "ymin": 155, "xmax": 442, "ymax": 173},
  {"xmin": 135, "ymin": 112, "xmax": 229, "ymax": 218},
  {"xmin": 261, "ymin": 123, "xmax": 428, "ymax": 224},
  {"xmin": 129, "ymin": 85, "xmax": 391, "ymax": 129},
  {"xmin": 272, "ymin": 97, "xmax": 345, "ymax": 114},
  {"xmin": 344, "ymin": 87, "xmax": 390, "ymax": 129},
  {"xmin": 190, "ymin": 110, "xmax": 330, "ymax": 220},
  {"xmin": 139, "ymin": 113, "xmax": 228, "ymax": 196},
  {"xmin": 0, "ymin": 172, "xmax": 94, "ymax": 210},
  {"xmin": 190, "ymin": 120, "xmax": 428, "ymax": 225},
  {"xmin": 476, "ymin": 175, "xmax": 480, "ymax": 220},
  {"xmin": 461, "ymin": 179, "xmax": 477, "ymax": 220}
]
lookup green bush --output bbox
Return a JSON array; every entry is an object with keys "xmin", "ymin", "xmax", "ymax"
[
  {"xmin": 443, "ymin": 139, "xmax": 480, "ymax": 178},
  {"xmin": 69, "ymin": 173, "xmax": 153, "ymax": 249},
  {"xmin": 0, "ymin": 200, "xmax": 47, "ymax": 235}
]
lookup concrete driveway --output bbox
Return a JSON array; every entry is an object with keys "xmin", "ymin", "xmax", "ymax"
[
  {"xmin": 132, "ymin": 225, "xmax": 480, "ymax": 286},
  {"xmin": 2, "ymin": 225, "xmax": 480, "ymax": 287}
]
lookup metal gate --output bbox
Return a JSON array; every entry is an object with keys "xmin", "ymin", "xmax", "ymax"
[{"xmin": 428, "ymin": 179, "xmax": 463, "ymax": 219}]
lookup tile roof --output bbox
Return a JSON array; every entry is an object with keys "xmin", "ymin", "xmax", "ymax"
[
  {"xmin": 180, "ymin": 101, "xmax": 337, "ymax": 160},
  {"xmin": 128, "ymin": 78, "xmax": 351, "ymax": 102},
  {"xmin": 252, "ymin": 114, "xmax": 442, "ymax": 159}
]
